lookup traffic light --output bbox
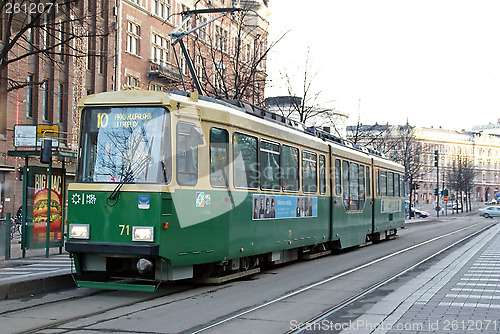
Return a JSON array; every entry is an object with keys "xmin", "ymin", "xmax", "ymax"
[
  {"xmin": 434, "ymin": 188, "xmax": 439, "ymax": 196},
  {"xmin": 434, "ymin": 150, "xmax": 439, "ymax": 167},
  {"xmin": 40, "ymin": 139, "xmax": 52, "ymax": 164},
  {"xmin": 443, "ymin": 189, "xmax": 449, "ymax": 197}
]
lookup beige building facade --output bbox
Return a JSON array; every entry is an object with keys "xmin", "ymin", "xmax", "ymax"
[{"xmin": 414, "ymin": 127, "xmax": 500, "ymax": 204}]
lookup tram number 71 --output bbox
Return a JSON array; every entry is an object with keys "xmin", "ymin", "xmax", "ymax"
[{"xmin": 119, "ymin": 224, "xmax": 130, "ymax": 236}]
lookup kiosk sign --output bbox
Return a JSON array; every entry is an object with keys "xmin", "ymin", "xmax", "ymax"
[{"xmin": 26, "ymin": 167, "xmax": 64, "ymax": 248}]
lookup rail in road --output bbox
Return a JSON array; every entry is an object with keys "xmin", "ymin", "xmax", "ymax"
[{"xmin": 0, "ymin": 216, "xmax": 495, "ymax": 334}]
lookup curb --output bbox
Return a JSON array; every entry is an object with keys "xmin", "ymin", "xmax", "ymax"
[{"xmin": 0, "ymin": 274, "xmax": 75, "ymax": 301}]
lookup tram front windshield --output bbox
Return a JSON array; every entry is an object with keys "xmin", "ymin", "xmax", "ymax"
[{"xmin": 78, "ymin": 106, "xmax": 168, "ymax": 183}]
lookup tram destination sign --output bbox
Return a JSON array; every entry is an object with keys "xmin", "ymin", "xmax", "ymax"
[{"xmin": 14, "ymin": 125, "xmax": 59, "ymax": 148}]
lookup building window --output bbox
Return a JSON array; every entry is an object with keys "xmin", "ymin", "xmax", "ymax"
[
  {"xmin": 152, "ymin": 0, "xmax": 170, "ymax": 19},
  {"xmin": 215, "ymin": 26, "xmax": 228, "ymax": 53},
  {"xmin": 42, "ymin": 80, "xmax": 49, "ymax": 121},
  {"xmin": 180, "ymin": 55, "xmax": 188, "ymax": 75},
  {"xmin": 196, "ymin": 55, "xmax": 204, "ymax": 82},
  {"xmin": 126, "ymin": 21, "xmax": 140, "ymax": 55},
  {"xmin": 87, "ymin": 33, "xmax": 92, "ymax": 70},
  {"xmin": 151, "ymin": 33, "xmax": 169, "ymax": 65},
  {"xmin": 198, "ymin": 16, "xmax": 207, "ymax": 40},
  {"xmin": 42, "ymin": 14, "xmax": 50, "ymax": 50},
  {"xmin": 126, "ymin": 75, "xmax": 139, "ymax": 87},
  {"xmin": 26, "ymin": 74, "xmax": 34, "ymax": 118},
  {"xmin": 57, "ymin": 83, "xmax": 64, "ymax": 123},
  {"xmin": 98, "ymin": 36, "xmax": 105, "ymax": 74},
  {"xmin": 57, "ymin": 19, "xmax": 63, "ymax": 60}
]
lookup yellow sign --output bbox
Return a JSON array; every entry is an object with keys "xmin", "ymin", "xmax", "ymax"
[{"xmin": 36, "ymin": 125, "xmax": 59, "ymax": 147}]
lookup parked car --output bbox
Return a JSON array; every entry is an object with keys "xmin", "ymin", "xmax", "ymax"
[
  {"xmin": 446, "ymin": 202, "xmax": 462, "ymax": 210},
  {"xmin": 411, "ymin": 207, "xmax": 429, "ymax": 218},
  {"xmin": 486, "ymin": 199, "xmax": 498, "ymax": 205},
  {"xmin": 478, "ymin": 206, "xmax": 500, "ymax": 218}
]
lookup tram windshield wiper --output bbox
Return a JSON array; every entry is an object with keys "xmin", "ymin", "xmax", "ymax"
[
  {"xmin": 107, "ymin": 157, "xmax": 150, "ymax": 200},
  {"xmin": 107, "ymin": 170, "xmax": 134, "ymax": 200}
]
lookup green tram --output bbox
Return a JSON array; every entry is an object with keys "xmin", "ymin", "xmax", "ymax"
[{"xmin": 65, "ymin": 90, "xmax": 405, "ymax": 291}]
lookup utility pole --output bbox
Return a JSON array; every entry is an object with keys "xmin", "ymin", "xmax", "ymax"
[{"xmin": 434, "ymin": 150, "xmax": 440, "ymax": 217}]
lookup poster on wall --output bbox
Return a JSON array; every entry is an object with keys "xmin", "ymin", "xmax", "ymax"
[
  {"xmin": 252, "ymin": 194, "xmax": 317, "ymax": 220},
  {"xmin": 25, "ymin": 167, "xmax": 64, "ymax": 249}
]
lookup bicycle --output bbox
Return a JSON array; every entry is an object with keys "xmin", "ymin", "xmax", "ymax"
[{"xmin": 0, "ymin": 215, "xmax": 22, "ymax": 240}]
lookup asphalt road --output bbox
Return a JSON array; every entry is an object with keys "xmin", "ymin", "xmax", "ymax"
[{"xmin": 0, "ymin": 214, "xmax": 493, "ymax": 334}]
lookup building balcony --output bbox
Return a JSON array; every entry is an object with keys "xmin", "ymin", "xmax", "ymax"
[{"xmin": 148, "ymin": 60, "xmax": 181, "ymax": 83}]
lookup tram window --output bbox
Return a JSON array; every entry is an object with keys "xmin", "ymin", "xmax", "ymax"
[
  {"xmin": 400, "ymin": 174, "xmax": 405, "ymax": 197},
  {"xmin": 176, "ymin": 122, "xmax": 199, "ymax": 186},
  {"xmin": 260, "ymin": 139, "xmax": 281, "ymax": 191},
  {"xmin": 233, "ymin": 132, "xmax": 258, "ymax": 189},
  {"xmin": 282, "ymin": 145, "xmax": 299, "ymax": 192},
  {"xmin": 335, "ymin": 159, "xmax": 341, "ymax": 196},
  {"xmin": 210, "ymin": 128, "xmax": 229, "ymax": 187},
  {"xmin": 394, "ymin": 173, "xmax": 400, "ymax": 197},
  {"xmin": 366, "ymin": 166, "xmax": 371, "ymax": 197},
  {"xmin": 302, "ymin": 151, "xmax": 317, "ymax": 193},
  {"xmin": 380, "ymin": 170, "xmax": 387, "ymax": 197},
  {"xmin": 319, "ymin": 155, "xmax": 326, "ymax": 194},
  {"xmin": 388, "ymin": 172, "xmax": 394, "ymax": 197},
  {"xmin": 349, "ymin": 162, "xmax": 359, "ymax": 210},
  {"xmin": 342, "ymin": 160, "xmax": 349, "ymax": 208},
  {"xmin": 359, "ymin": 164, "xmax": 365, "ymax": 208}
]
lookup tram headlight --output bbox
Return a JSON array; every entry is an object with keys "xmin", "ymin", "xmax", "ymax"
[
  {"xmin": 69, "ymin": 224, "xmax": 90, "ymax": 239},
  {"xmin": 132, "ymin": 226, "xmax": 154, "ymax": 242}
]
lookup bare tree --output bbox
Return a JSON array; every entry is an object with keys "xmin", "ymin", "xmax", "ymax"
[
  {"xmin": 273, "ymin": 47, "xmax": 340, "ymax": 129},
  {"xmin": 447, "ymin": 155, "xmax": 475, "ymax": 213},
  {"xmin": 0, "ymin": 0, "xmax": 107, "ymax": 135},
  {"xmin": 173, "ymin": 1, "xmax": 277, "ymax": 106}
]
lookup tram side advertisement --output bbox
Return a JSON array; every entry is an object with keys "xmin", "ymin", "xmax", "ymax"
[{"xmin": 26, "ymin": 167, "xmax": 64, "ymax": 248}]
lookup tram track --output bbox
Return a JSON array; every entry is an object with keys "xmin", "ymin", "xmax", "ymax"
[
  {"xmin": 1, "ymin": 220, "xmax": 494, "ymax": 334},
  {"xmin": 285, "ymin": 222, "xmax": 498, "ymax": 334},
  {"xmin": 190, "ymin": 221, "xmax": 496, "ymax": 334}
]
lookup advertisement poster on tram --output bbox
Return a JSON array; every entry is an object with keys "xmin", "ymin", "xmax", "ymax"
[{"xmin": 25, "ymin": 167, "xmax": 64, "ymax": 249}]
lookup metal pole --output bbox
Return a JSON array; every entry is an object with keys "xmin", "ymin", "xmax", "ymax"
[
  {"xmin": 21, "ymin": 157, "xmax": 28, "ymax": 258},
  {"xmin": 60, "ymin": 160, "xmax": 66, "ymax": 254},
  {"xmin": 436, "ymin": 154, "xmax": 439, "ymax": 218},
  {"xmin": 45, "ymin": 161, "xmax": 52, "ymax": 258},
  {"xmin": 4, "ymin": 213, "xmax": 10, "ymax": 260}
]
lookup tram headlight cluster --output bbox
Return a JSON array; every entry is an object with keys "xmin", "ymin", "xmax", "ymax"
[
  {"xmin": 132, "ymin": 226, "xmax": 154, "ymax": 242},
  {"xmin": 69, "ymin": 224, "xmax": 90, "ymax": 239}
]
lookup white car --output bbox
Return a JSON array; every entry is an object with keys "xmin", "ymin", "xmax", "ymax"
[
  {"xmin": 479, "ymin": 206, "xmax": 500, "ymax": 218},
  {"xmin": 411, "ymin": 207, "xmax": 429, "ymax": 218}
]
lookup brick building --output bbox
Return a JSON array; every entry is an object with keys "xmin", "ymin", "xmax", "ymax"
[{"xmin": 0, "ymin": 0, "xmax": 270, "ymax": 217}]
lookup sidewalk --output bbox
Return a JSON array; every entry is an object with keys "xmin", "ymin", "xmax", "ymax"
[
  {"xmin": 0, "ymin": 235, "xmax": 74, "ymax": 300},
  {"xmin": 339, "ymin": 221, "xmax": 500, "ymax": 334}
]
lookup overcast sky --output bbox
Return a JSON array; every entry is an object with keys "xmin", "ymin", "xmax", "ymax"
[{"xmin": 265, "ymin": 0, "xmax": 500, "ymax": 131}]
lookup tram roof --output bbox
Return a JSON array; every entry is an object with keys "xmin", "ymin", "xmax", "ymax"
[{"xmin": 79, "ymin": 90, "xmax": 396, "ymax": 164}]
